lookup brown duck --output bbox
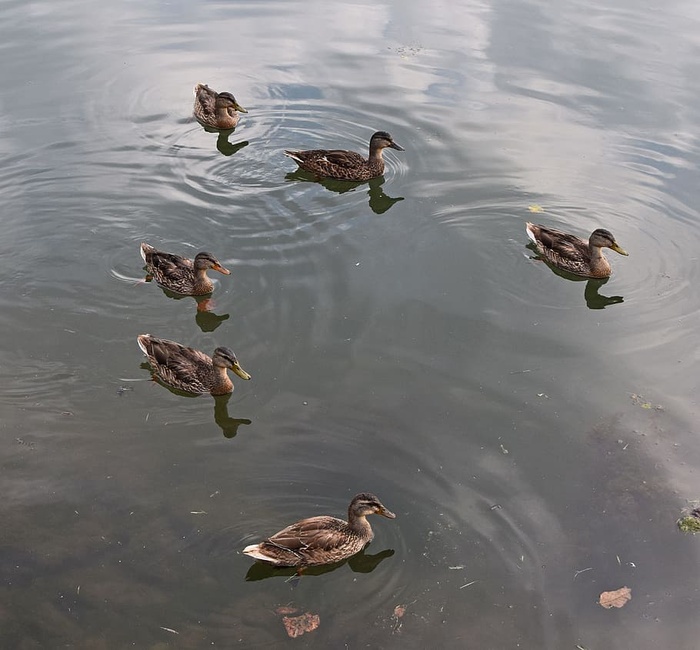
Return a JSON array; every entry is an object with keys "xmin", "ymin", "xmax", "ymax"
[
  {"xmin": 193, "ymin": 83, "xmax": 247, "ymax": 130},
  {"xmin": 526, "ymin": 222, "xmax": 628, "ymax": 278},
  {"xmin": 243, "ymin": 493, "xmax": 396, "ymax": 567},
  {"xmin": 137, "ymin": 335, "xmax": 251, "ymax": 396},
  {"xmin": 140, "ymin": 243, "xmax": 230, "ymax": 296},
  {"xmin": 284, "ymin": 131, "xmax": 404, "ymax": 181}
]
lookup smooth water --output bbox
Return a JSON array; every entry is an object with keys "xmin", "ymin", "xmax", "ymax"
[{"xmin": 2, "ymin": 0, "xmax": 700, "ymax": 647}]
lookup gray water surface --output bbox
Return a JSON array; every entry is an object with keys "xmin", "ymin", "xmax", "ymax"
[{"xmin": 2, "ymin": 0, "xmax": 700, "ymax": 647}]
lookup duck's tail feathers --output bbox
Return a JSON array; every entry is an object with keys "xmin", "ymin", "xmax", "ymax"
[
  {"xmin": 136, "ymin": 334, "xmax": 152, "ymax": 356},
  {"xmin": 140, "ymin": 242, "xmax": 156, "ymax": 263},
  {"xmin": 525, "ymin": 222, "xmax": 537, "ymax": 244}
]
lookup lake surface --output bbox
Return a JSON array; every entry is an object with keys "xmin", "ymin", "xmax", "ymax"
[{"xmin": 2, "ymin": 0, "xmax": 700, "ymax": 647}]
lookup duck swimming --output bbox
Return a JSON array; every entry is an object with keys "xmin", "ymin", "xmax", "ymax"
[
  {"xmin": 284, "ymin": 131, "xmax": 404, "ymax": 182},
  {"xmin": 526, "ymin": 222, "xmax": 628, "ymax": 278},
  {"xmin": 140, "ymin": 243, "xmax": 230, "ymax": 296},
  {"xmin": 193, "ymin": 83, "xmax": 247, "ymax": 130},
  {"xmin": 243, "ymin": 492, "xmax": 396, "ymax": 567},
  {"xmin": 137, "ymin": 335, "xmax": 251, "ymax": 396}
]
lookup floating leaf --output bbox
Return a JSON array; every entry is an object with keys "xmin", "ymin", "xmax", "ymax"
[
  {"xmin": 677, "ymin": 506, "xmax": 700, "ymax": 533},
  {"xmin": 598, "ymin": 586, "xmax": 631, "ymax": 609},
  {"xmin": 528, "ymin": 204, "xmax": 544, "ymax": 213},
  {"xmin": 393, "ymin": 604, "xmax": 406, "ymax": 619},
  {"xmin": 275, "ymin": 606, "xmax": 298, "ymax": 616},
  {"xmin": 282, "ymin": 612, "xmax": 320, "ymax": 638}
]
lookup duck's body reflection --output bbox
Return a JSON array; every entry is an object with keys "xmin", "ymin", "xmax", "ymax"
[
  {"xmin": 527, "ymin": 243, "xmax": 624, "ymax": 309},
  {"xmin": 285, "ymin": 171, "xmax": 404, "ymax": 215},
  {"xmin": 139, "ymin": 367, "xmax": 252, "ymax": 439},
  {"xmin": 244, "ymin": 547, "xmax": 395, "ymax": 581}
]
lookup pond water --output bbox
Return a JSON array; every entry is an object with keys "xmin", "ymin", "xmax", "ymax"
[{"xmin": 2, "ymin": 0, "xmax": 700, "ymax": 647}]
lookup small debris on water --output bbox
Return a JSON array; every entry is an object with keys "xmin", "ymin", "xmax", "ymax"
[
  {"xmin": 630, "ymin": 393, "xmax": 664, "ymax": 411},
  {"xmin": 282, "ymin": 612, "xmax": 320, "ymax": 638},
  {"xmin": 677, "ymin": 506, "xmax": 700, "ymax": 533},
  {"xmin": 598, "ymin": 586, "xmax": 631, "ymax": 609}
]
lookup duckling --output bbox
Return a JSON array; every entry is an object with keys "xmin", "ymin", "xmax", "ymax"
[
  {"xmin": 137, "ymin": 335, "xmax": 251, "ymax": 396},
  {"xmin": 243, "ymin": 492, "xmax": 396, "ymax": 567},
  {"xmin": 284, "ymin": 131, "xmax": 404, "ymax": 181},
  {"xmin": 140, "ymin": 243, "xmax": 230, "ymax": 296},
  {"xmin": 193, "ymin": 83, "xmax": 247, "ymax": 130},
  {"xmin": 526, "ymin": 222, "xmax": 628, "ymax": 278}
]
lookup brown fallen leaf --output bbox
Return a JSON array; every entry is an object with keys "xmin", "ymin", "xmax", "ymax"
[
  {"xmin": 282, "ymin": 612, "xmax": 320, "ymax": 638},
  {"xmin": 393, "ymin": 604, "xmax": 406, "ymax": 619},
  {"xmin": 599, "ymin": 586, "xmax": 631, "ymax": 609},
  {"xmin": 275, "ymin": 606, "xmax": 298, "ymax": 616}
]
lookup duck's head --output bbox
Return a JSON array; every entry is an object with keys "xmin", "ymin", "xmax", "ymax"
[
  {"xmin": 194, "ymin": 252, "xmax": 231, "ymax": 275},
  {"xmin": 589, "ymin": 229, "xmax": 628, "ymax": 255},
  {"xmin": 349, "ymin": 492, "xmax": 396, "ymax": 519},
  {"xmin": 216, "ymin": 92, "xmax": 248, "ymax": 114},
  {"xmin": 370, "ymin": 131, "xmax": 404, "ymax": 152},
  {"xmin": 212, "ymin": 347, "xmax": 252, "ymax": 380}
]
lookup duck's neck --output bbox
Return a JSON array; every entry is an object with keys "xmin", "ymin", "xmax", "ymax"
[
  {"xmin": 347, "ymin": 512, "xmax": 374, "ymax": 541},
  {"xmin": 368, "ymin": 147, "xmax": 386, "ymax": 168},
  {"xmin": 193, "ymin": 268, "xmax": 214, "ymax": 294},
  {"xmin": 588, "ymin": 246, "xmax": 612, "ymax": 277},
  {"xmin": 210, "ymin": 366, "xmax": 233, "ymax": 396}
]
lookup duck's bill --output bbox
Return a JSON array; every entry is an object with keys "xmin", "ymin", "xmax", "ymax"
[
  {"xmin": 232, "ymin": 362, "xmax": 252, "ymax": 380},
  {"xmin": 213, "ymin": 263, "xmax": 231, "ymax": 275},
  {"xmin": 234, "ymin": 103, "xmax": 248, "ymax": 113},
  {"xmin": 611, "ymin": 243, "xmax": 629, "ymax": 256},
  {"xmin": 389, "ymin": 141, "xmax": 404, "ymax": 151},
  {"xmin": 379, "ymin": 507, "xmax": 397, "ymax": 519}
]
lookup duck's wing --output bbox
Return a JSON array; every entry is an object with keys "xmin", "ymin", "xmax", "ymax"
[{"xmin": 527, "ymin": 223, "xmax": 590, "ymax": 262}]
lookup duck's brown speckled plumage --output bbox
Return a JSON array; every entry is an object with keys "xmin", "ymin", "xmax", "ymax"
[
  {"xmin": 526, "ymin": 222, "xmax": 628, "ymax": 278},
  {"xmin": 193, "ymin": 83, "xmax": 247, "ymax": 130},
  {"xmin": 140, "ymin": 243, "xmax": 230, "ymax": 296},
  {"xmin": 284, "ymin": 131, "xmax": 404, "ymax": 182},
  {"xmin": 243, "ymin": 493, "xmax": 396, "ymax": 567},
  {"xmin": 137, "ymin": 335, "xmax": 251, "ymax": 396}
]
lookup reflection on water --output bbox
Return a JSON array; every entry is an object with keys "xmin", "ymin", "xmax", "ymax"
[
  {"xmin": 213, "ymin": 394, "xmax": 252, "ymax": 438},
  {"xmin": 143, "ymin": 280, "xmax": 231, "ymax": 330},
  {"xmin": 285, "ymin": 170, "xmax": 404, "ymax": 214},
  {"xmin": 526, "ymin": 243, "xmax": 626, "ymax": 309},
  {"xmin": 138, "ymin": 366, "xmax": 252, "ymax": 438},
  {"xmin": 195, "ymin": 307, "xmax": 230, "ymax": 331},
  {"xmin": 583, "ymin": 278, "xmax": 624, "ymax": 309},
  {"xmin": 245, "ymin": 547, "xmax": 395, "ymax": 581},
  {"xmin": 214, "ymin": 134, "xmax": 249, "ymax": 157}
]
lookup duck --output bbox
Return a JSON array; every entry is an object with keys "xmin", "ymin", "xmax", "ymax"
[
  {"xmin": 526, "ymin": 222, "xmax": 628, "ymax": 278},
  {"xmin": 243, "ymin": 492, "xmax": 396, "ymax": 567},
  {"xmin": 284, "ymin": 131, "xmax": 404, "ymax": 182},
  {"xmin": 137, "ymin": 335, "xmax": 251, "ymax": 396},
  {"xmin": 140, "ymin": 243, "xmax": 230, "ymax": 296},
  {"xmin": 193, "ymin": 83, "xmax": 247, "ymax": 130}
]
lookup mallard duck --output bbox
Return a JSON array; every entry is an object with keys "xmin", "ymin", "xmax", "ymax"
[
  {"xmin": 243, "ymin": 492, "xmax": 396, "ymax": 567},
  {"xmin": 284, "ymin": 131, "xmax": 404, "ymax": 181},
  {"xmin": 526, "ymin": 222, "xmax": 628, "ymax": 278},
  {"xmin": 137, "ymin": 335, "xmax": 251, "ymax": 396},
  {"xmin": 140, "ymin": 243, "xmax": 230, "ymax": 296},
  {"xmin": 193, "ymin": 83, "xmax": 247, "ymax": 130}
]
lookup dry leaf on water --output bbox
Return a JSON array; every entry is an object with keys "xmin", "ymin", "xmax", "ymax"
[
  {"xmin": 275, "ymin": 606, "xmax": 298, "ymax": 616},
  {"xmin": 599, "ymin": 586, "xmax": 631, "ymax": 609},
  {"xmin": 282, "ymin": 612, "xmax": 320, "ymax": 638},
  {"xmin": 393, "ymin": 604, "xmax": 406, "ymax": 619}
]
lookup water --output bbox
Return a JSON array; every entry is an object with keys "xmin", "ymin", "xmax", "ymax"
[{"xmin": 1, "ymin": 0, "xmax": 700, "ymax": 647}]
